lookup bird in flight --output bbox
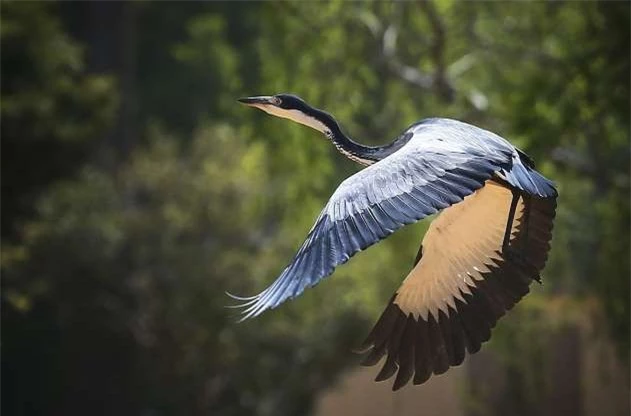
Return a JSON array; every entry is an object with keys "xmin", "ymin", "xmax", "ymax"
[{"xmin": 230, "ymin": 94, "xmax": 557, "ymax": 390}]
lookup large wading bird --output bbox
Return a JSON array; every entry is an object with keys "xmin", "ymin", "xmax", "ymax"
[{"xmin": 230, "ymin": 94, "xmax": 557, "ymax": 390}]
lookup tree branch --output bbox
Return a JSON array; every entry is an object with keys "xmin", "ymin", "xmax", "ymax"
[
  {"xmin": 419, "ymin": 0, "xmax": 454, "ymax": 102},
  {"xmin": 359, "ymin": 2, "xmax": 455, "ymax": 102}
]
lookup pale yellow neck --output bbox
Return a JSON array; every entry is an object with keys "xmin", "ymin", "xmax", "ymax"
[{"xmin": 253, "ymin": 104, "xmax": 330, "ymax": 134}]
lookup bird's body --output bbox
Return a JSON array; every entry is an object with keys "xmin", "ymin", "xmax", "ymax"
[{"xmin": 232, "ymin": 94, "xmax": 557, "ymax": 390}]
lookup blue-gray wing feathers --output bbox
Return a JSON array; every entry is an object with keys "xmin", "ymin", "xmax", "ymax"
[
  {"xmin": 229, "ymin": 119, "xmax": 556, "ymax": 320},
  {"xmin": 228, "ymin": 118, "xmax": 540, "ymax": 319}
]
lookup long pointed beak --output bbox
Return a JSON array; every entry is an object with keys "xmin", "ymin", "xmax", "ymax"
[{"xmin": 237, "ymin": 96, "xmax": 276, "ymax": 106}]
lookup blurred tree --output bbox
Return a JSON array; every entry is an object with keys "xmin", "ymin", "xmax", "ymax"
[
  {"xmin": 2, "ymin": 124, "xmax": 367, "ymax": 415},
  {"xmin": 0, "ymin": 1, "xmax": 117, "ymax": 240}
]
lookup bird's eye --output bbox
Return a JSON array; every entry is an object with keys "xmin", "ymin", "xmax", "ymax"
[{"xmin": 272, "ymin": 97, "xmax": 282, "ymax": 105}]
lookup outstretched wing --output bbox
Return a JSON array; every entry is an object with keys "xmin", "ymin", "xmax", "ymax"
[
  {"xmin": 230, "ymin": 127, "xmax": 514, "ymax": 321},
  {"xmin": 360, "ymin": 180, "xmax": 556, "ymax": 390}
]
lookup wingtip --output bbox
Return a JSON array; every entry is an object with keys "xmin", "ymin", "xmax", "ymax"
[
  {"xmin": 224, "ymin": 291, "xmax": 267, "ymax": 323},
  {"xmin": 225, "ymin": 304, "xmax": 262, "ymax": 324},
  {"xmin": 351, "ymin": 343, "xmax": 373, "ymax": 355},
  {"xmin": 224, "ymin": 300, "xmax": 258, "ymax": 309},
  {"xmin": 374, "ymin": 359, "xmax": 398, "ymax": 382},
  {"xmin": 392, "ymin": 379, "xmax": 406, "ymax": 392},
  {"xmin": 225, "ymin": 290, "xmax": 258, "ymax": 301}
]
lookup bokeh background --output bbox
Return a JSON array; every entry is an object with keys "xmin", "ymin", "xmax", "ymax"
[{"xmin": 2, "ymin": 2, "xmax": 629, "ymax": 415}]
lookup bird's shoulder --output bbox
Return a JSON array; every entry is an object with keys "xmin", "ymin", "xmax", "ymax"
[
  {"xmin": 407, "ymin": 117, "xmax": 499, "ymax": 139},
  {"xmin": 403, "ymin": 118, "xmax": 516, "ymax": 158}
]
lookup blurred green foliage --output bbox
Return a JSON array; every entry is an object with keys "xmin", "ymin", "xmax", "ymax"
[
  {"xmin": 2, "ymin": 1, "xmax": 629, "ymax": 415},
  {"xmin": 1, "ymin": 1, "xmax": 117, "ymax": 239}
]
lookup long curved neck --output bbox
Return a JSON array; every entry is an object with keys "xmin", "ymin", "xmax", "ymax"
[{"xmin": 308, "ymin": 107, "xmax": 410, "ymax": 166}]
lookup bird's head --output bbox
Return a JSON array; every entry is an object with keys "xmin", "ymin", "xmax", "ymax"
[{"xmin": 238, "ymin": 93, "xmax": 331, "ymax": 134}]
